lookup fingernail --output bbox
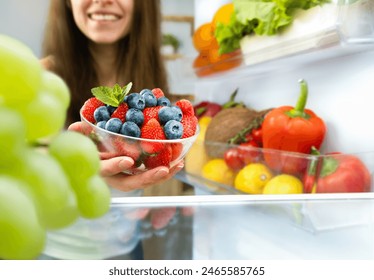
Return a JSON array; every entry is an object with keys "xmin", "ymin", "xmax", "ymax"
[
  {"xmin": 154, "ymin": 168, "xmax": 169, "ymax": 179},
  {"xmin": 177, "ymin": 162, "xmax": 184, "ymax": 169},
  {"xmin": 119, "ymin": 158, "xmax": 134, "ymax": 169}
]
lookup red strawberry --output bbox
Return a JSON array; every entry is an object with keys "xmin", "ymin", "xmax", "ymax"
[
  {"xmin": 111, "ymin": 103, "xmax": 129, "ymax": 122},
  {"xmin": 81, "ymin": 97, "xmax": 104, "ymax": 123},
  {"xmin": 170, "ymin": 143, "xmax": 183, "ymax": 161},
  {"xmin": 144, "ymin": 145, "xmax": 172, "ymax": 169},
  {"xmin": 176, "ymin": 99, "xmax": 194, "ymax": 117},
  {"xmin": 111, "ymin": 137, "xmax": 142, "ymax": 163},
  {"xmin": 143, "ymin": 105, "xmax": 162, "ymax": 124},
  {"xmin": 151, "ymin": 88, "xmax": 165, "ymax": 99},
  {"xmin": 140, "ymin": 118, "xmax": 166, "ymax": 154},
  {"xmin": 181, "ymin": 115, "xmax": 198, "ymax": 138}
]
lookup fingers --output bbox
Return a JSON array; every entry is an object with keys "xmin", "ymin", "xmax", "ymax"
[
  {"xmin": 100, "ymin": 156, "xmax": 135, "ymax": 177},
  {"xmin": 104, "ymin": 166, "xmax": 171, "ymax": 192},
  {"xmin": 67, "ymin": 122, "xmax": 83, "ymax": 132}
]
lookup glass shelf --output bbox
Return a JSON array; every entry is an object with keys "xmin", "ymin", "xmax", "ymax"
[{"xmin": 177, "ymin": 0, "xmax": 374, "ymax": 82}]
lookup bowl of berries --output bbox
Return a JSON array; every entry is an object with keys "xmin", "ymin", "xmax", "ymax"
[{"xmin": 79, "ymin": 82, "xmax": 199, "ymax": 174}]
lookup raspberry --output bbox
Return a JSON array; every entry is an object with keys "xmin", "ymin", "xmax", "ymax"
[
  {"xmin": 111, "ymin": 103, "xmax": 128, "ymax": 122},
  {"xmin": 81, "ymin": 97, "xmax": 104, "ymax": 123},
  {"xmin": 176, "ymin": 99, "xmax": 194, "ymax": 117},
  {"xmin": 151, "ymin": 88, "xmax": 165, "ymax": 99}
]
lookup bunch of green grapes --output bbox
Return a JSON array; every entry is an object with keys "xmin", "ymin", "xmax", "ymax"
[{"xmin": 0, "ymin": 34, "xmax": 111, "ymax": 260}]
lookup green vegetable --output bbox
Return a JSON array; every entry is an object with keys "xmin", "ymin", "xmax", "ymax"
[
  {"xmin": 215, "ymin": 0, "xmax": 331, "ymax": 54},
  {"xmin": 91, "ymin": 82, "xmax": 132, "ymax": 107}
]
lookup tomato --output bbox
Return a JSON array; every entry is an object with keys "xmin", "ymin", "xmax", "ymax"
[
  {"xmin": 238, "ymin": 140, "xmax": 261, "ymax": 164},
  {"xmin": 316, "ymin": 154, "xmax": 371, "ymax": 193},
  {"xmin": 223, "ymin": 147, "xmax": 245, "ymax": 171},
  {"xmin": 251, "ymin": 127, "xmax": 263, "ymax": 146}
]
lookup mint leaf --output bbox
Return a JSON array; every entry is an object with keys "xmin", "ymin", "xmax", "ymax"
[
  {"xmin": 91, "ymin": 82, "xmax": 133, "ymax": 107},
  {"xmin": 122, "ymin": 82, "xmax": 133, "ymax": 97}
]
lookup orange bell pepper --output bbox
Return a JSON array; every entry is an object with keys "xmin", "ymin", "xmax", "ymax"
[{"xmin": 262, "ymin": 79, "xmax": 327, "ymax": 175}]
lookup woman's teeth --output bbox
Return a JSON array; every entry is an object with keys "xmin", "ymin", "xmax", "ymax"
[{"xmin": 90, "ymin": 14, "xmax": 119, "ymax": 21}]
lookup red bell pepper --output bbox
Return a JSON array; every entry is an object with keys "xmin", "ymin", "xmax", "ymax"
[
  {"xmin": 316, "ymin": 153, "xmax": 371, "ymax": 193},
  {"xmin": 262, "ymin": 79, "xmax": 327, "ymax": 175}
]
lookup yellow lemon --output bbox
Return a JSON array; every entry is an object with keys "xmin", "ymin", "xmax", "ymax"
[
  {"xmin": 202, "ymin": 158, "xmax": 235, "ymax": 185},
  {"xmin": 234, "ymin": 163, "xmax": 273, "ymax": 194},
  {"xmin": 185, "ymin": 116, "xmax": 212, "ymax": 175},
  {"xmin": 263, "ymin": 174, "xmax": 304, "ymax": 195}
]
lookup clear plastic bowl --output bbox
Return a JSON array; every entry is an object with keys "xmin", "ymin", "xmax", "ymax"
[{"xmin": 79, "ymin": 110, "xmax": 200, "ymax": 174}]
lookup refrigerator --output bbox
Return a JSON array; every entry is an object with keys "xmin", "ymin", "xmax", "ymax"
[{"xmin": 2, "ymin": 0, "xmax": 374, "ymax": 260}]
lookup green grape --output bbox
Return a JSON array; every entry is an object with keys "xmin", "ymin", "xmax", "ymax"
[
  {"xmin": 76, "ymin": 175, "xmax": 111, "ymax": 219},
  {"xmin": 0, "ymin": 176, "xmax": 46, "ymax": 260},
  {"xmin": 41, "ymin": 70, "xmax": 71, "ymax": 110},
  {"xmin": 18, "ymin": 90, "xmax": 66, "ymax": 142},
  {"xmin": 49, "ymin": 131, "xmax": 101, "ymax": 184},
  {"xmin": 0, "ymin": 34, "xmax": 42, "ymax": 106},
  {"xmin": 20, "ymin": 150, "xmax": 79, "ymax": 229},
  {"xmin": 0, "ymin": 107, "xmax": 27, "ymax": 166}
]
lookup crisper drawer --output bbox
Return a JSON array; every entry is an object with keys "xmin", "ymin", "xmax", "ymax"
[{"xmin": 41, "ymin": 193, "xmax": 374, "ymax": 260}]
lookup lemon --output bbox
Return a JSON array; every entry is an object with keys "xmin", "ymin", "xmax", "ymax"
[
  {"xmin": 263, "ymin": 174, "xmax": 304, "ymax": 195},
  {"xmin": 185, "ymin": 116, "xmax": 212, "ymax": 175},
  {"xmin": 234, "ymin": 163, "xmax": 273, "ymax": 194},
  {"xmin": 202, "ymin": 158, "xmax": 235, "ymax": 185}
]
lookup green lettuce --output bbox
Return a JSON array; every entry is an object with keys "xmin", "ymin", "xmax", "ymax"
[{"xmin": 215, "ymin": 0, "xmax": 331, "ymax": 54}]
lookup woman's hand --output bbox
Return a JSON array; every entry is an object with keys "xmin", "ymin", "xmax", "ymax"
[{"xmin": 68, "ymin": 122, "xmax": 184, "ymax": 192}]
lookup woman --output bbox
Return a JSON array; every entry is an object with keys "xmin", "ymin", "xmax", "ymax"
[{"xmin": 41, "ymin": 0, "xmax": 184, "ymax": 192}]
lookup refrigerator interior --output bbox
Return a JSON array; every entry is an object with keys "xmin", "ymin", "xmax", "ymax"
[{"xmin": 2, "ymin": 0, "xmax": 374, "ymax": 260}]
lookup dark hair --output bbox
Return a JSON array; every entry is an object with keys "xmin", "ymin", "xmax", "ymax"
[{"xmin": 42, "ymin": 0, "xmax": 169, "ymax": 123}]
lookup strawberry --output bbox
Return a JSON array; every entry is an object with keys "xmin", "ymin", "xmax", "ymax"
[
  {"xmin": 111, "ymin": 137, "xmax": 142, "ymax": 163},
  {"xmin": 111, "ymin": 103, "xmax": 129, "ymax": 122},
  {"xmin": 181, "ymin": 115, "xmax": 198, "ymax": 138},
  {"xmin": 140, "ymin": 118, "xmax": 166, "ymax": 154},
  {"xmin": 170, "ymin": 143, "xmax": 183, "ymax": 161},
  {"xmin": 143, "ymin": 105, "xmax": 162, "ymax": 124},
  {"xmin": 81, "ymin": 97, "xmax": 104, "ymax": 123},
  {"xmin": 144, "ymin": 145, "xmax": 172, "ymax": 169},
  {"xmin": 176, "ymin": 99, "xmax": 194, "ymax": 117},
  {"xmin": 151, "ymin": 88, "xmax": 165, "ymax": 99}
]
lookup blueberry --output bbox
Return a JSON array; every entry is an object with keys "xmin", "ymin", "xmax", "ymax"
[
  {"xmin": 158, "ymin": 106, "xmax": 183, "ymax": 125},
  {"xmin": 106, "ymin": 105, "xmax": 117, "ymax": 115},
  {"xmin": 96, "ymin": 120, "xmax": 107, "ymax": 129},
  {"xmin": 94, "ymin": 106, "xmax": 110, "ymax": 122},
  {"xmin": 126, "ymin": 93, "xmax": 145, "ymax": 110},
  {"xmin": 105, "ymin": 118, "xmax": 122, "ymax": 133},
  {"xmin": 126, "ymin": 108, "xmax": 144, "ymax": 127},
  {"xmin": 140, "ymin": 89, "xmax": 157, "ymax": 107},
  {"xmin": 157, "ymin": 96, "xmax": 171, "ymax": 107},
  {"xmin": 164, "ymin": 120, "xmax": 183, "ymax": 139},
  {"xmin": 120, "ymin": 121, "xmax": 141, "ymax": 138}
]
